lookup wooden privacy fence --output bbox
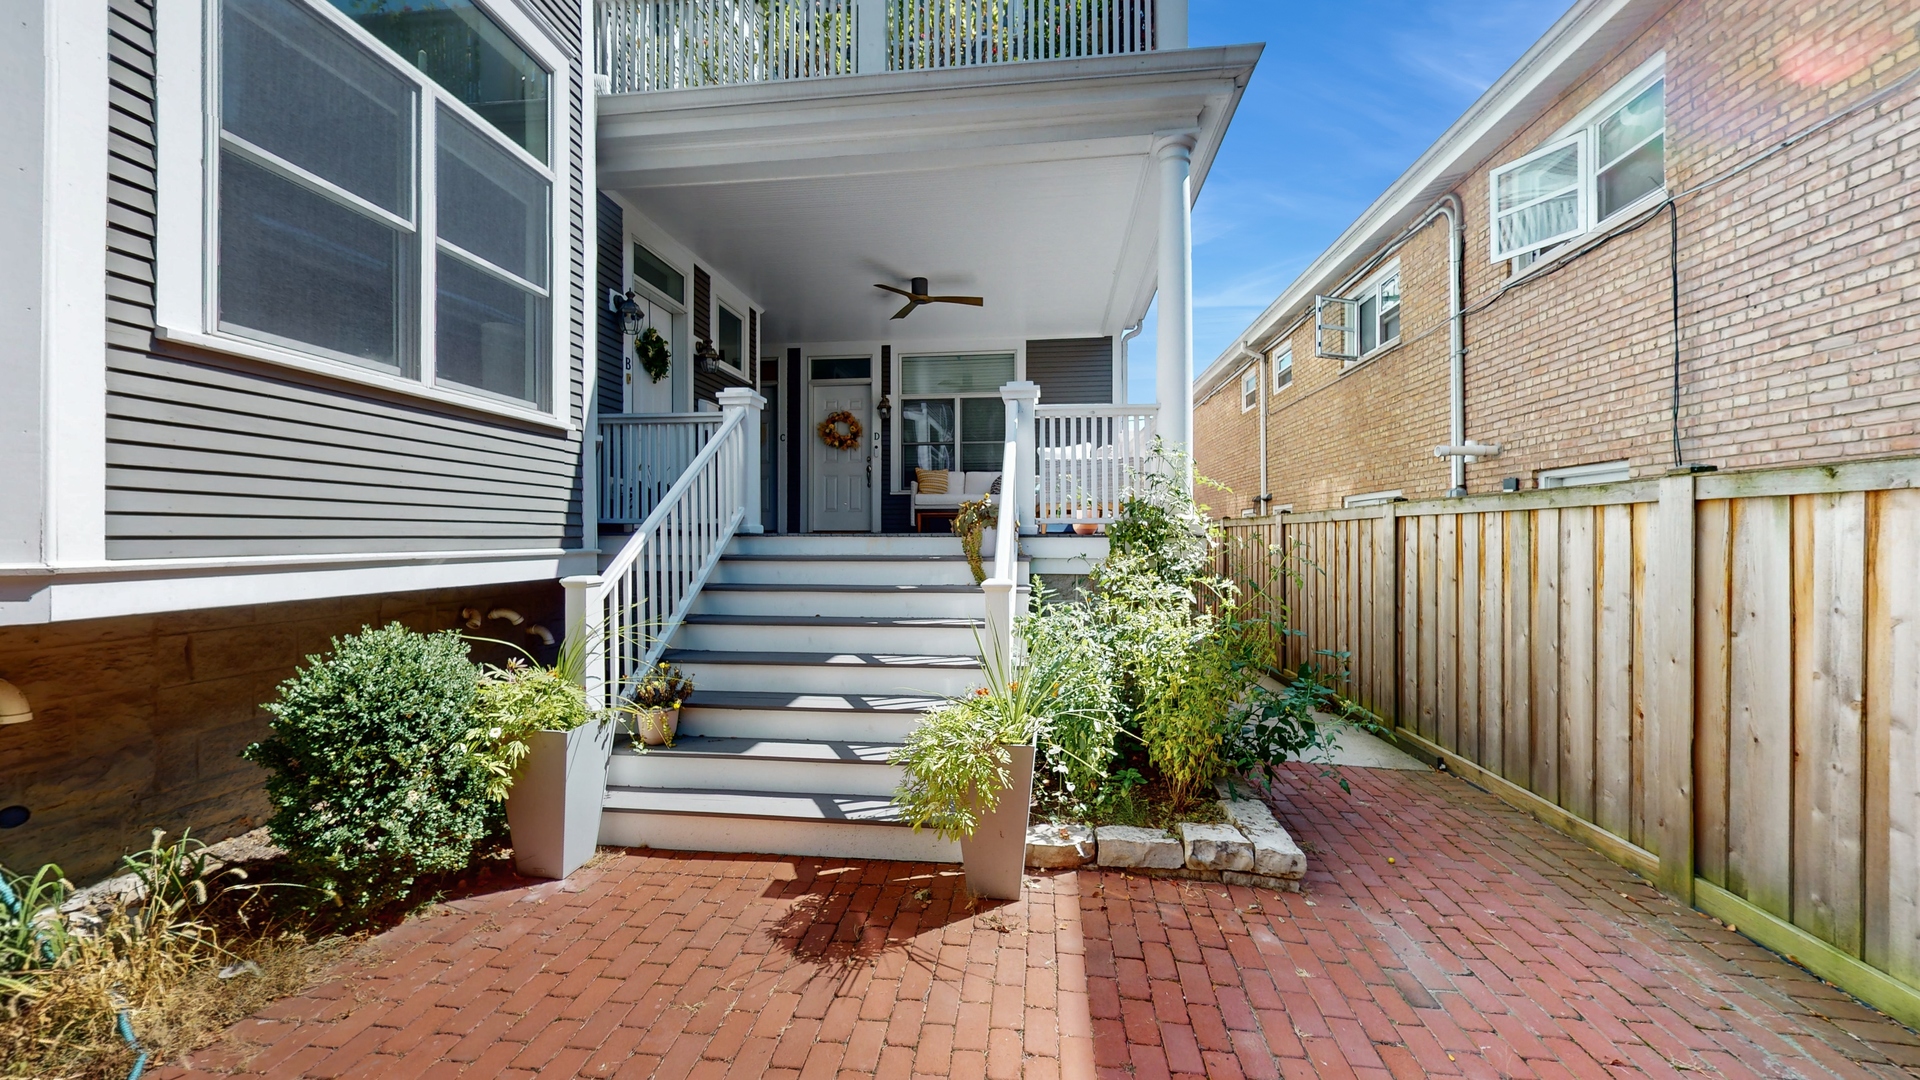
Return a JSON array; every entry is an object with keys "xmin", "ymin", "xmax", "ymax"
[{"xmin": 1219, "ymin": 457, "xmax": 1920, "ymax": 1029}]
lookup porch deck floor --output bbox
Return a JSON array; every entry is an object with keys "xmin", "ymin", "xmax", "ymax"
[{"xmin": 155, "ymin": 763, "xmax": 1920, "ymax": 1080}]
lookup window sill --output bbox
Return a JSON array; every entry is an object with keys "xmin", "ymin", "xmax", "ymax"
[
  {"xmin": 1339, "ymin": 338, "xmax": 1401, "ymax": 375},
  {"xmin": 1507, "ymin": 188, "xmax": 1669, "ymax": 285},
  {"xmin": 155, "ymin": 326, "xmax": 575, "ymax": 432}
]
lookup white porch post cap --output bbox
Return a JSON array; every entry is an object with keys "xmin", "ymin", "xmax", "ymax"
[
  {"xmin": 998, "ymin": 380, "xmax": 1041, "ymax": 402},
  {"xmin": 715, "ymin": 387, "xmax": 767, "ymax": 409}
]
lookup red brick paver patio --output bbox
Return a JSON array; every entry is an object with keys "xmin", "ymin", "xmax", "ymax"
[{"xmin": 158, "ymin": 764, "xmax": 1920, "ymax": 1079}]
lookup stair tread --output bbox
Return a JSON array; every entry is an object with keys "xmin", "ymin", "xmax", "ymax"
[
  {"xmin": 720, "ymin": 553, "xmax": 1024, "ymax": 563},
  {"xmin": 602, "ymin": 786, "xmax": 916, "ymax": 826},
  {"xmin": 665, "ymin": 649, "xmax": 981, "ymax": 668},
  {"xmin": 686, "ymin": 690, "xmax": 946, "ymax": 713},
  {"xmin": 703, "ymin": 583, "xmax": 982, "ymax": 594},
  {"xmin": 615, "ymin": 736, "xmax": 899, "ymax": 763},
  {"xmin": 684, "ymin": 614, "xmax": 985, "ymax": 629}
]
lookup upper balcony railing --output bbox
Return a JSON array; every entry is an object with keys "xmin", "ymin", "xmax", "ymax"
[{"xmin": 595, "ymin": 0, "xmax": 1171, "ymax": 94}]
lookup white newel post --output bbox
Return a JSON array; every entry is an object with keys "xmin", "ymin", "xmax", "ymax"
[
  {"xmin": 561, "ymin": 574, "xmax": 607, "ymax": 710},
  {"xmin": 1158, "ymin": 0, "xmax": 1189, "ymax": 49},
  {"xmin": 1001, "ymin": 381, "xmax": 1040, "ymax": 535},
  {"xmin": 717, "ymin": 387, "xmax": 766, "ymax": 534},
  {"xmin": 1153, "ymin": 133, "xmax": 1196, "ymax": 481},
  {"xmin": 857, "ymin": 0, "xmax": 886, "ymax": 73}
]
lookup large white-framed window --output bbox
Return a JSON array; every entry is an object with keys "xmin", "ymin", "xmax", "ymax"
[
  {"xmin": 155, "ymin": 0, "xmax": 571, "ymax": 425},
  {"xmin": 1240, "ymin": 368, "xmax": 1258, "ymax": 412},
  {"xmin": 897, "ymin": 353, "xmax": 1017, "ymax": 485},
  {"xmin": 1489, "ymin": 56, "xmax": 1667, "ymax": 264},
  {"xmin": 1272, "ymin": 346, "xmax": 1293, "ymax": 392}
]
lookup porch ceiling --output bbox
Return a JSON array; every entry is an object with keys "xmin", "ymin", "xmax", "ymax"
[{"xmin": 597, "ymin": 46, "xmax": 1261, "ymax": 345}]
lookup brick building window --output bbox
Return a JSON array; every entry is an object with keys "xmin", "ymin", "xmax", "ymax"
[
  {"xmin": 1273, "ymin": 346, "xmax": 1293, "ymax": 392},
  {"xmin": 1539, "ymin": 460, "xmax": 1630, "ymax": 488},
  {"xmin": 1490, "ymin": 57, "xmax": 1666, "ymax": 263},
  {"xmin": 1240, "ymin": 368, "xmax": 1259, "ymax": 412},
  {"xmin": 1314, "ymin": 264, "xmax": 1401, "ymax": 363}
]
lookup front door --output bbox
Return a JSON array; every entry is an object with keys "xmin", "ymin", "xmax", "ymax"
[{"xmin": 809, "ymin": 381, "xmax": 870, "ymax": 532}]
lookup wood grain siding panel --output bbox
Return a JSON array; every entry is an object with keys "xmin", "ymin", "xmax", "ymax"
[
  {"xmin": 1026, "ymin": 338, "xmax": 1115, "ymax": 405},
  {"xmin": 102, "ymin": 0, "xmax": 588, "ymax": 561},
  {"xmin": 597, "ymin": 193, "xmax": 625, "ymax": 417}
]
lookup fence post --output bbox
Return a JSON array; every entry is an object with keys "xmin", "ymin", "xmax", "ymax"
[
  {"xmin": 1649, "ymin": 474, "xmax": 1698, "ymax": 902},
  {"xmin": 562, "ymin": 575, "xmax": 607, "ymax": 710},
  {"xmin": 856, "ymin": 0, "xmax": 886, "ymax": 73},
  {"xmin": 717, "ymin": 388, "xmax": 766, "ymax": 534}
]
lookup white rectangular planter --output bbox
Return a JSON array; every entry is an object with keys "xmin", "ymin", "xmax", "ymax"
[
  {"xmin": 960, "ymin": 743, "xmax": 1034, "ymax": 900},
  {"xmin": 505, "ymin": 719, "xmax": 615, "ymax": 880}
]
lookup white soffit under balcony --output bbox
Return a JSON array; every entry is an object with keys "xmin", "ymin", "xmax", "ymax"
[{"xmin": 597, "ymin": 46, "xmax": 1260, "ymax": 343}]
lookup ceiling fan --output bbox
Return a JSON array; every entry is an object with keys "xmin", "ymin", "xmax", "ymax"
[{"xmin": 874, "ymin": 277, "xmax": 984, "ymax": 320}]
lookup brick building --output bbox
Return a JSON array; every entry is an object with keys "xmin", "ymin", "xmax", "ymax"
[{"xmin": 1193, "ymin": 0, "xmax": 1920, "ymax": 516}]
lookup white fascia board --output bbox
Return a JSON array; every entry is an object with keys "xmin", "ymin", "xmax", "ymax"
[
  {"xmin": 0, "ymin": 549, "xmax": 585, "ymax": 625},
  {"xmin": 1196, "ymin": 0, "xmax": 1663, "ymax": 390},
  {"xmin": 43, "ymin": 0, "xmax": 110, "ymax": 566}
]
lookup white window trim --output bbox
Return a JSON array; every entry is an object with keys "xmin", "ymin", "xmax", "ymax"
[
  {"xmin": 1343, "ymin": 489, "xmax": 1404, "ymax": 508},
  {"xmin": 1538, "ymin": 460, "xmax": 1631, "ymax": 488},
  {"xmin": 154, "ymin": 0, "xmax": 574, "ymax": 430},
  {"xmin": 711, "ymin": 297, "xmax": 751, "ymax": 382},
  {"xmin": 1489, "ymin": 53, "xmax": 1667, "ymax": 265},
  {"xmin": 889, "ymin": 344, "xmax": 1024, "ymax": 492},
  {"xmin": 1345, "ymin": 261, "xmax": 1402, "ymax": 368},
  {"xmin": 1272, "ymin": 346, "xmax": 1293, "ymax": 393},
  {"xmin": 1239, "ymin": 368, "xmax": 1258, "ymax": 412}
]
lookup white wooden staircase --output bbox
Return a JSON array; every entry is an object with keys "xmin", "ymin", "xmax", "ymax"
[{"xmin": 596, "ymin": 534, "xmax": 1027, "ymax": 862}]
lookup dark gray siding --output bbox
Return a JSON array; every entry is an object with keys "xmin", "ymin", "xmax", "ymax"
[
  {"xmin": 104, "ymin": 0, "xmax": 587, "ymax": 560},
  {"xmin": 597, "ymin": 192, "xmax": 624, "ymax": 417},
  {"xmin": 1026, "ymin": 337, "xmax": 1115, "ymax": 405}
]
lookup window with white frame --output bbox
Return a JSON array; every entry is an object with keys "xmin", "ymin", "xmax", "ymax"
[
  {"xmin": 1240, "ymin": 368, "xmax": 1258, "ymax": 412},
  {"xmin": 1490, "ymin": 61, "xmax": 1666, "ymax": 264},
  {"xmin": 1314, "ymin": 265, "xmax": 1401, "ymax": 362},
  {"xmin": 1272, "ymin": 346, "xmax": 1293, "ymax": 391},
  {"xmin": 899, "ymin": 353, "xmax": 1015, "ymax": 481},
  {"xmin": 1538, "ymin": 460, "xmax": 1630, "ymax": 488},
  {"xmin": 204, "ymin": 0, "xmax": 558, "ymax": 410},
  {"xmin": 1356, "ymin": 269, "xmax": 1400, "ymax": 356},
  {"xmin": 1343, "ymin": 490, "xmax": 1404, "ymax": 508}
]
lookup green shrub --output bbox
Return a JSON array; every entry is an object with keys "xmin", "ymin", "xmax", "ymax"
[{"xmin": 245, "ymin": 623, "xmax": 492, "ymax": 912}]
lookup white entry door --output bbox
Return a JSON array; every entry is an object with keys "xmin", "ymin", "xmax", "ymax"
[{"xmin": 809, "ymin": 382, "xmax": 870, "ymax": 532}]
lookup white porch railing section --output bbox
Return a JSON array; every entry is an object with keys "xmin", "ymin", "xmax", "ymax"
[
  {"xmin": 890, "ymin": 0, "xmax": 1157, "ymax": 70},
  {"xmin": 1034, "ymin": 404, "xmax": 1156, "ymax": 525},
  {"xmin": 596, "ymin": 0, "xmax": 1163, "ymax": 93},
  {"xmin": 597, "ymin": 0, "xmax": 856, "ymax": 92},
  {"xmin": 600, "ymin": 414, "xmax": 726, "ymax": 526},
  {"xmin": 568, "ymin": 392, "xmax": 764, "ymax": 711},
  {"xmin": 981, "ymin": 381, "xmax": 1038, "ymax": 669}
]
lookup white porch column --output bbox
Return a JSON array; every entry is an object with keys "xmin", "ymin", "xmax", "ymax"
[
  {"xmin": 1153, "ymin": 133, "xmax": 1197, "ymax": 473},
  {"xmin": 717, "ymin": 387, "xmax": 767, "ymax": 534},
  {"xmin": 1000, "ymin": 380, "xmax": 1040, "ymax": 535},
  {"xmin": 1158, "ymin": 0, "xmax": 1189, "ymax": 49},
  {"xmin": 857, "ymin": 0, "xmax": 886, "ymax": 73}
]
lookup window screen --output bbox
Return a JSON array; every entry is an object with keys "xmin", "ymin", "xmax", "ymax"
[
  {"xmin": 1490, "ymin": 137, "xmax": 1583, "ymax": 261},
  {"xmin": 1597, "ymin": 80, "xmax": 1665, "ymax": 219}
]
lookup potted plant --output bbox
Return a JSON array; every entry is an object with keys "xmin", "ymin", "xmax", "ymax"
[
  {"xmin": 892, "ymin": 640, "xmax": 1077, "ymax": 899},
  {"xmin": 953, "ymin": 496, "xmax": 995, "ymax": 585},
  {"xmin": 461, "ymin": 640, "xmax": 615, "ymax": 880},
  {"xmin": 631, "ymin": 662, "xmax": 694, "ymax": 746}
]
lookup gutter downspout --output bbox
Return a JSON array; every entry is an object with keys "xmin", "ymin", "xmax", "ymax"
[
  {"xmin": 1121, "ymin": 319, "xmax": 1145, "ymax": 405},
  {"xmin": 1414, "ymin": 195, "xmax": 1467, "ymax": 496},
  {"xmin": 1255, "ymin": 350, "xmax": 1269, "ymax": 512}
]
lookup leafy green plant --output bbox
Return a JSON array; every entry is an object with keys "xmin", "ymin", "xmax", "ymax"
[
  {"xmin": 461, "ymin": 662, "xmax": 595, "ymax": 802},
  {"xmin": 632, "ymin": 662, "xmax": 693, "ymax": 710},
  {"xmin": 952, "ymin": 496, "xmax": 995, "ymax": 584},
  {"xmin": 1, "ymin": 863, "xmax": 70, "ymax": 1005},
  {"xmin": 892, "ymin": 635, "xmax": 1084, "ymax": 841},
  {"xmin": 1019, "ymin": 585, "xmax": 1121, "ymax": 806},
  {"xmin": 245, "ymin": 623, "xmax": 494, "ymax": 913}
]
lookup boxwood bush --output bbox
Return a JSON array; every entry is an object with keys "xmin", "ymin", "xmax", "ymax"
[{"xmin": 245, "ymin": 623, "xmax": 494, "ymax": 913}]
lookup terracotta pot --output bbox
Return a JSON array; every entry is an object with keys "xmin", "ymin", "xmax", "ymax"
[
  {"xmin": 960, "ymin": 743, "xmax": 1035, "ymax": 900},
  {"xmin": 635, "ymin": 706, "xmax": 679, "ymax": 746},
  {"xmin": 505, "ymin": 718, "xmax": 615, "ymax": 880},
  {"xmin": 1072, "ymin": 522, "xmax": 1100, "ymax": 536}
]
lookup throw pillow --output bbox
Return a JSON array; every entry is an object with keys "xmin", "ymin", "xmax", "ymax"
[
  {"xmin": 916, "ymin": 468, "xmax": 950, "ymax": 494},
  {"xmin": 989, "ymin": 474, "xmax": 1002, "ymax": 495}
]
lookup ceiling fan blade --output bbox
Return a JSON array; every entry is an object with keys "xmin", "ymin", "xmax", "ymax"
[
  {"xmin": 926, "ymin": 295, "xmax": 985, "ymax": 307},
  {"xmin": 874, "ymin": 283, "xmax": 917, "ymax": 299},
  {"xmin": 891, "ymin": 299, "xmax": 921, "ymax": 320}
]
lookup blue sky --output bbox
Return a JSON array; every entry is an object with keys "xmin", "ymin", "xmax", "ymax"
[{"xmin": 1126, "ymin": 0, "xmax": 1571, "ymax": 402}]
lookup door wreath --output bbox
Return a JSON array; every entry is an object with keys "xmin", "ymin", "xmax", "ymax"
[{"xmin": 817, "ymin": 411, "xmax": 863, "ymax": 450}]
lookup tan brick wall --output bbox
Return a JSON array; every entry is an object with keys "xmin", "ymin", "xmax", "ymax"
[
  {"xmin": 0, "ymin": 582, "xmax": 560, "ymax": 881},
  {"xmin": 1198, "ymin": 0, "xmax": 1920, "ymax": 509}
]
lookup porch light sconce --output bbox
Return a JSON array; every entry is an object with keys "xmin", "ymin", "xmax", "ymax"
[
  {"xmin": 694, "ymin": 338, "xmax": 723, "ymax": 374},
  {"xmin": 0, "ymin": 679, "xmax": 31, "ymax": 725},
  {"xmin": 877, "ymin": 395, "xmax": 892, "ymax": 420},
  {"xmin": 614, "ymin": 290, "xmax": 644, "ymax": 337}
]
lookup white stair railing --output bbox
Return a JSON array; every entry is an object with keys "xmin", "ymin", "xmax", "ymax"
[
  {"xmin": 1034, "ymin": 404, "xmax": 1156, "ymax": 525},
  {"xmin": 568, "ymin": 392, "xmax": 764, "ymax": 711},
  {"xmin": 600, "ymin": 414, "xmax": 726, "ymax": 526},
  {"xmin": 982, "ymin": 381, "xmax": 1039, "ymax": 668}
]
